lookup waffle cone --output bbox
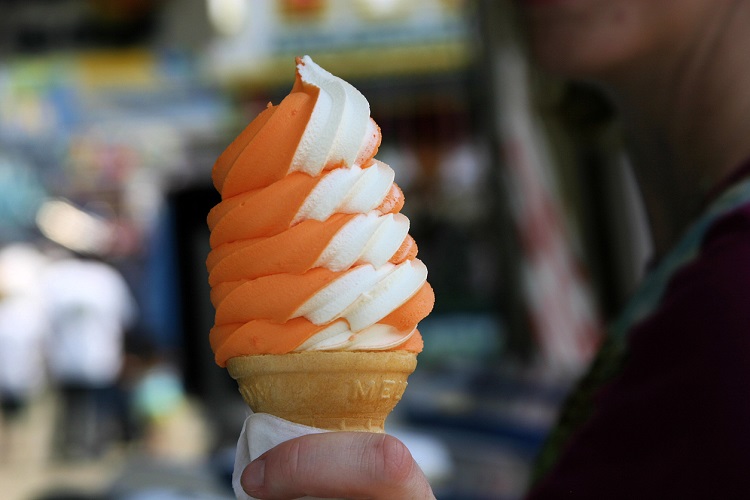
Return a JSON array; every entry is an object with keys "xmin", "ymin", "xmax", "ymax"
[{"xmin": 226, "ymin": 351, "xmax": 417, "ymax": 432}]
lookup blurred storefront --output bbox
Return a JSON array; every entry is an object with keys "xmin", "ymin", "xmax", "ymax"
[{"xmin": 0, "ymin": 1, "xmax": 650, "ymax": 499}]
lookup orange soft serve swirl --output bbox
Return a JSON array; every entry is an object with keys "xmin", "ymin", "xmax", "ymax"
[{"xmin": 207, "ymin": 56, "xmax": 434, "ymax": 367}]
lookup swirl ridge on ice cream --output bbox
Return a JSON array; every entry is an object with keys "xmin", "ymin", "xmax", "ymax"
[{"xmin": 207, "ymin": 56, "xmax": 434, "ymax": 367}]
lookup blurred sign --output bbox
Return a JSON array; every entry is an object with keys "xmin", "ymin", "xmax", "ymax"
[
  {"xmin": 0, "ymin": 50, "xmax": 230, "ymax": 242},
  {"xmin": 205, "ymin": 0, "xmax": 474, "ymax": 86}
]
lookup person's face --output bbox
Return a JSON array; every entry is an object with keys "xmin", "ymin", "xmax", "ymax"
[{"xmin": 518, "ymin": 0, "xmax": 715, "ymax": 82}]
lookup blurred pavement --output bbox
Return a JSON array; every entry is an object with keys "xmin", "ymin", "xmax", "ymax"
[{"xmin": 0, "ymin": 390, "xmax": 223, "ymax": 500}]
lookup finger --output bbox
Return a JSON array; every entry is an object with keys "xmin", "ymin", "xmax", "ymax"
[{"xmin": 241, "ymin": 432, "xmax": 435, "ymax": 499}]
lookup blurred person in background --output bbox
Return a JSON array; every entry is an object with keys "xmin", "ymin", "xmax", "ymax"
[
  {"xmin": 233, "ymin": 1, "xmax": 750, "ymax": 498},
  {"xmin": 42, "ymin": 248, "xmax": 137, "ymax": 461},
  {"xmin": 0, "ymin": 244, "xmax": 49, "ymax": 462}
]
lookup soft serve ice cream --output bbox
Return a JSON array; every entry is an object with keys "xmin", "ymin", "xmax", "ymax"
[{"xmin": 207, "ymin": 55, "xmax": 433, "ymax": 370}]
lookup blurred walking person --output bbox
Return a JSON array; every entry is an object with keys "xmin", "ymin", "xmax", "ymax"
[
  {"xmin": 0, "ymin": 244, "xmax": 49, "ymax": 462},
  {"xmin": 43, "ymin": 252, "xmax": 137, "ymax": 461}
]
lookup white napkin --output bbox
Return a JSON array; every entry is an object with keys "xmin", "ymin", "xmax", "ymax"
[{"xmin": 233, "ymin": 412, "xmax": 328, "ymax": 500}]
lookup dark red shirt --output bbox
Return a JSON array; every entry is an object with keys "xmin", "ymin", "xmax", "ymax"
[{"xmin": 527, "ymin": 162, "xmax": 750, "ymax": 499}]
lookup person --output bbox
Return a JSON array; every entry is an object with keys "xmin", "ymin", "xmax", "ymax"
[
  {"xmin": 43, "ymin": 251, "xmax": 137, "ymax": 460},
  {"xmin": 236, "ymin": 1, "xmax": 750, "ymax": 498},
  {"xmin": 0, "ymin": 295, "xmax": 49, "ymax": 459},
  {"xmin": 0, "ymin": 244, "xmax": 49, "ymax": 461}
]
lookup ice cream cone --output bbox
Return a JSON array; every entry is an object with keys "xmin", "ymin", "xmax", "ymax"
[{"xmin": 226, "ymin": 351, "xmax": 417, "ymax": 432}]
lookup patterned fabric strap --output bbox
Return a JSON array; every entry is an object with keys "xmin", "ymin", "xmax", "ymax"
[{"xmin": 531, "ymin": 176, "xmax": 750, "ymax": 484}]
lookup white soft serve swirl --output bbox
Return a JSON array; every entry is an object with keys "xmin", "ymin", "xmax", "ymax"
[{"xmin": 286, "ymin": 56, "xmax": 427, "ymax": 352}]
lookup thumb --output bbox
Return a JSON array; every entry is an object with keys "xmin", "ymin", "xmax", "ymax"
[{"xmin": 241, "ymin": 432, "xmax": 435, "ymax": 499}]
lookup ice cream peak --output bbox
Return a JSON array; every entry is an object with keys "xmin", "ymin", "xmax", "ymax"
[
  {"xmin": 212, "ymin": 55, "xmax": 380, "ymax": 198},
  {"xmin": 208, "ymin": 56, "xmax": 434, "ymax": 367}
]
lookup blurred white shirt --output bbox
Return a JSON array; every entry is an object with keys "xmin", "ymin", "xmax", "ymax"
[
  {"xmin": 0, "ymin": 295, "xmax": 48, "ymax": 397},
  {"xmin": 43, "ymin": 258, "xmax": 136, "ymax": 386}
]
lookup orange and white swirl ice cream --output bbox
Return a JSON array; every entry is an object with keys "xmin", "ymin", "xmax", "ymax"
[{"xmin": 207, "ymin": 56, "xmax": 434, "ymax": 368}]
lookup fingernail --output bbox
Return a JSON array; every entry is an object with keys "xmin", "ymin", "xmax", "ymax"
[{"xmin": 243, "ymin": 458, "xmax": 266, "ymax": 493}]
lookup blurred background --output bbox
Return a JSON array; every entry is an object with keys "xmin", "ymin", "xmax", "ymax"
[{"xmin": 0, "ymin": 0, "xmax": 652, "ymax": 498}]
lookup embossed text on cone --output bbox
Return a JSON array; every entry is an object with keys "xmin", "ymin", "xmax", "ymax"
[{"xmin": 226, "ymin": 351, "xmax": 417, "ymax": 432}]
